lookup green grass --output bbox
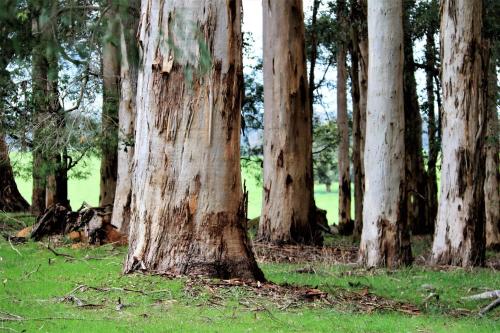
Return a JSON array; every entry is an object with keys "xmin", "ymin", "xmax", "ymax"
[
  {"xmin": 3, "ymin": 156, "xmax": 496, "ymax": 332},
  {"xmin": 10, "ymin": 155, "xmax": 348, "ymax": 224},
  {"xmin": 0, "ymin": 229, "xmax": 498, "ymax": 332}
]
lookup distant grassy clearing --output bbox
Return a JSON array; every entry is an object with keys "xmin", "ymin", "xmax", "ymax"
[{"xmin": 11, "ymin": 154, "xmax": 350, "ymax": 225}]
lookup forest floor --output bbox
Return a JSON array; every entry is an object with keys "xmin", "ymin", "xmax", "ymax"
[{"xmin": 1, "ymin": 213, "xmax": 499, "ymax": 332}]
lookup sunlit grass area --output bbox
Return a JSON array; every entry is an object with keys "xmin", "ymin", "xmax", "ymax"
[{"xmin": 0, "ymin": 222, "xmax": 497, "ymax": 333}]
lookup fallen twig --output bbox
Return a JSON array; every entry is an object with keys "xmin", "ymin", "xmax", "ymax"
[
  {"xmin": 479, "ymin": 298, "xmax": 500, "ymax": 316},
  {"xmin": 8, "ymin": 238, "xmax": 22, "ymax": 257},
  {"xmin": 46, "ymin": 244, "xmax": 76, "ymax": 260},
  {"xmin": 67, "ymin": 284, "xmax": 170, "ymax": 296},
  {"xmin": 23, "ymin": 264, "xmax": 41, "ymax": 279},
  {"xmin": 462, "ymin": 290, "xmax": 500, "ymax": 300}
]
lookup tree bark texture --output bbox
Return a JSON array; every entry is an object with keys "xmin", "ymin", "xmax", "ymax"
[
  {"xmin": 99, "ymin": 1, "xmax": 120, "ymax": 207},
  {"xmin": 31, "ymin": 4, "xmax": 50, "ymax": 215},
  {"xmin": 350, "ymin": 27, "xmax": 362, "ymax": 239},
  {"xmin": 359, "ymin": 0, "xmax": 411, "ymax": 268},
  {"xmin": 0, "ymin": 135, "xmax": 29, "ymax": 212},
  {"xmin": 111, "ymin": 0, "xmax": 140, "ymax": 234},
  {"xmin": 425, "ymin": 28, "xmax": 439, "ymax": 235},
  {"xmin": 431, "ymin": 0, "xmax": 487, "ymax": 267},
  {"xmin": 258, "ymin": 0, "xmax": 319, "ymax": 245},
  {"xmin": 485, "ymin": 46, "xmax": 499, "ymax": 249},
  {"xmin": 403, "ymin": 2, "xmax": 429, "ymax": 235},
  {"xmin": 124, "ymin": 0, "xmax": 264, "ymax": 280},
  {"xmin": 337, "ymin": 0, "xmax": 351, "ymax": 230},
  {"xmin": 353, "ymin": 0, "xmax": 367, "ymax": 239}
]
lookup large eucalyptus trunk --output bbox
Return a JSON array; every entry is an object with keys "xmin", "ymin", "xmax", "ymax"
[
  {"xmin": 123, "ymin": 0, "xmax": 263, "ymax": 280},
  {"xmin": 111, "ymin": 0, "xmax": 140, "ymax": 234},
  {"xmin": 0, "ymin": 135, "xmax": 29, "ymax": 212},
  {"xmin": 337, "ymin": 0, "xmax": 351, "ymax": 231},
  {"xmin": 403, "ymin": 2, "xmax": 429, "ymax": 235},
  {"xmin": 359, "ymin": 0, "xmax": 411, "ymax": 268},
  {"xmin": 99, "ymin": 2, "xmax": 120, "ymax": 207},
  {"xmin": 353, "ymin": 0, "xmax": 367, "ymax": 239},
  {"xmin": 258, "ymin": 0, "xmax": 319, "ymax": 245},
  {"xmin": 431, "ymin": 0, "xmax": 487, "ymax": 266},
  {"xmin": 425, "ymin": 28, "xmax": 439, "ymax": 235},
  {"xmin": 485, "ymin": 46, "xmax": 499, "ymax": 249}
]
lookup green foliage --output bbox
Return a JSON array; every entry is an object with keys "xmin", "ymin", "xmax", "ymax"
[{"xmin": 313, "ymin": 118, "xmax": 339, "ymax": 187}]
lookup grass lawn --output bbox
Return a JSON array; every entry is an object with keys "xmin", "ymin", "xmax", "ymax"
[
  {"xmin": 0, "ymin": 215, "xmax": 498, "ymax": 332},
  {"xmin": 10, "ymin": 155, "xmax": 349, "ymax": 225}
]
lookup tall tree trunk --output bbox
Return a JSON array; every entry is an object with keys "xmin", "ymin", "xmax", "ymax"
[
  {"xmin": 0, "ymin": 135, "xmax": 29, "ymax": 212},
  {"xmin": 431, "ymin": 0, "xmax": 487, "ymax": 267},
  {"xmin": 111, "ymin": 0, "xmax": 140, "ymax": 234},
  {"xmin": 403, "ymin": 2, "xmax": 429, "ymax": 235},
  {"xmin": 350, "ymin": 25, "xmax": 362, "ymax": 239},
  {"xmin": 308, "ymin": 0, "xmax": 320, "ymax": 110},
  {"xmin": 485, "ymin": 45, "xmax": 499, "ymax": 249},
  {"xmin": 123, "ymin": 0, "xmax": 263, "ymax": 280},
  {"xmin": 425, "ymin": 28, "xmax": 438, "ymax": 233},
  {"xmin": 258, "ymin": 0, "xmax": 320, "ymax": 245},
  {"xmin": 359, "ymin": 0, "xmax": 411, "ymax": 268},
  {"xmin": 31, "ymin": 3, "xmax": 50, "ymax": 215},
  {"xmin": 353, "ymin": 0, "xmax": 367, "ymax": 239},
  {"xmin": 337, "ymin": 0, "xmax": 351, "ymax": 231},
  {"xmin": 99, "ymin": 2, "xmax": 120, "ymax": 207},
  {"xmin": 42, "ymin": 2, "xmax": 67, "ymax": 210}
]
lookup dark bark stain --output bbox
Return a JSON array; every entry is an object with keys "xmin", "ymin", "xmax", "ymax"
[
  {"xmin": 456, "ymin": 148, "xmax": 469, "ymax": 196},
  {"xmin": 264, "ymin": 185, "xmax": 270, "ymax": 203},
  {"xmin": 285, "ymin": 174, "xmax": 293, "ymax": 187},
  {"xmin": 277, "ymin": 149, "xmax": 284, "ymax": 168}
]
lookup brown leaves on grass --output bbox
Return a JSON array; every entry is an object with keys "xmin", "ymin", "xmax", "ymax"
[
  {"xmin": 182, "ymin": 277, "xmax": 420, "ymax": 315},
  {"xmin": 252, "ymin": 242, "xmax": 358, "ymax": 264}
]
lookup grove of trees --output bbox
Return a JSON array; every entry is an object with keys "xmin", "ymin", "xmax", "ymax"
[{"xmin": 0, "ymin": 0, "xmax": 498, "ymax": 281}]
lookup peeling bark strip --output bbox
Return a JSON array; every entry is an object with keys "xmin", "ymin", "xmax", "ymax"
[
  {"xmin": 485, "ymin": 45, "xmax": 500, "ymax": 249},
  {"xmin": 124, "ymin": 0, "xmax": 263, "ymax": 280},
  {"xmin": 111, "ymin": 0, "xmax": 140, "ymax": 235},
  {"xmin": 258, "ymin": 0, "xmax": 320, "ymax": 245},
  {"xmin": 425, "ymin": 26, "xmax": 438, "ymax": 235},
  {"xmin": 359, "ymin": 0, "xmax": 411, "ymax": 268},
  {"xmin": 431, "ymin": 0, "xmax": 487, "ymax": 267},
  {"xmin": 352, "ymin": 0, "xmax": 368, "ymax": 239}
]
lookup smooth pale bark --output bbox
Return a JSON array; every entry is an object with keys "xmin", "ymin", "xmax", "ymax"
[
  {"xmin": 353, "ymin": 0, "xmax": 367, "ymax": 239},
  {"xmin": 403, "ymin": 3, "xmax": 429, "ymax": 235},
  {"xmin": 425, "ymin": 28, "xmax": 438, "ymax": 234},
  {"xmin": 0, "ymin": 135, "xmax": 29, "ymax": 212},
  {"xmin": 485, "ymin": 46, "xmax": 499, "ymax": 249},
  {"xmin": 124, "ymin": 0, "xmax": 263, "ymax": 280},
  {"xmin": 337, "ymin": 0, "xmax": 351, "ymax": 230},
  {"xmin": 258, "ymin": 0, "xmax": 319, "ymax": 245},
  {"xmin": 359, "ymin": 0, "xmax": 411, "ymax": 268},
  {"xmin": 99, "ymin": 2, "xmax": 120, "ymax": 207},
  {"xmin": 111, "ymin": 0, "xmax": 140, "ymax": 234},
  {"xmin": 431, "ymin": 0, "xmax": 486, "ymax": 266}
]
